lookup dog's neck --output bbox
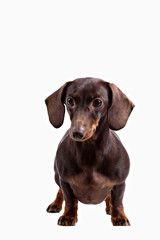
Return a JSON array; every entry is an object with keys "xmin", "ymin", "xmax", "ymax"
[{"xmin": 71, "ymin": 114, "xmax": 111, "ymax": 168}]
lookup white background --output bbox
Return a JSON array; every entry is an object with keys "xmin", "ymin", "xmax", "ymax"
[{"xmin": 0, "ymin": 0, "xmax": 160, "ymax": 239}]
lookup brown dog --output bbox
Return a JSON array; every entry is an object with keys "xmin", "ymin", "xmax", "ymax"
[{"xmin": 45, "ymin": 77, "xmax": 134, "ymax": 226}]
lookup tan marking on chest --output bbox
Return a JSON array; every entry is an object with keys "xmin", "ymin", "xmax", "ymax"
[{"xmin": 67, "ymin": 171, "xmax": 116, "ymax": 190}]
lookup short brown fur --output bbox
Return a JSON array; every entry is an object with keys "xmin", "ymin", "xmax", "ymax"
[{"xmin": 45, "ymin": 77, "xmax": 134, "ymax": 226}]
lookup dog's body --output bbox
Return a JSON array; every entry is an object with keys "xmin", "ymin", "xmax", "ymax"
[{"xmin": 45, "ymin": 78, "xmax": 134, "ymax": 226}]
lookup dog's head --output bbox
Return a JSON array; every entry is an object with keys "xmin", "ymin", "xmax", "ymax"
[{"xmin": 45, "ymin": 78, "xmax": 134, "ymax": 142}]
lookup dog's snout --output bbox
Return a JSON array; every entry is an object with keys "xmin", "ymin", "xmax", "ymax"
[{"xmin": 71, "ymin": 128, "xmax": 85, "ymax": 140}]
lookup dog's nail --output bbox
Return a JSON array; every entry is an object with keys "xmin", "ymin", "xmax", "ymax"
[
  {"xmin": 122, "ymin": 219, "xmax": 126, "ymax": 225},
  {"xmin": 61, "ymin": 220, "xmax": 65, "ymax": 226},
  {"xmin": 127, "ymin": 220, "xmax": 130, "ymax": 225},
  {"xmin": 46, "ymin": 206, "xmax": 50, "ymax": 212},
  {"xmin": 52, "ymin": 206, "xmax": 56, "ymax": 212},
  {"xmin": 68, "ymin": 221, "xmax": 72, "ymax": 226}
]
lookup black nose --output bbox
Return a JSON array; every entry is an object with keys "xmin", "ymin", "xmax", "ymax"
[{"xmin": 71, "ymin": 128, "xmax": 85, "ymax": 140}]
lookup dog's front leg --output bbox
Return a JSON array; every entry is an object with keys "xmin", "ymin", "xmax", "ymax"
[
  {"xmin": 110, "ymin": 182, "xmax": 130, "ymax": 226},
  {"xmin": 58, "ymin": 180, "xmax": 78, "ymax": 226}
]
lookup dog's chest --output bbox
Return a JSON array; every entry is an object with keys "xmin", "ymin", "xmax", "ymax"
[
  {"xmin": 68, "ymin": 170, "xmax": 114, "ymax": 188},
  {"xmin": 67, "ymin": 169, "xmax": 115, "ymax": 204}
]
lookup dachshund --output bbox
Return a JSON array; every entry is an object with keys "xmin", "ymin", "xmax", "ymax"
[{"xmin": 45, "ymin": 77, "xmax": 134, "ymax": 226}]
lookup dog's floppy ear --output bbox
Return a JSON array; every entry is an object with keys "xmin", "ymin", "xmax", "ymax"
[
  {"xmin": 107, "ymin": 83, "xmax": 135, "ymax": 130},
  {"xmin": 45, "ymin": 82, "xmax": 70, "ymax": 128}
]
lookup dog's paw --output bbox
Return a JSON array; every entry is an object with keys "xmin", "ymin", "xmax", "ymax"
[
  {"xmin": 112, "ymin": 216, "xmax": 130, "ymax": 226},
  {"xmin": 106, "ymin": 208, "xmax": 111, "ymax": 215},
  {"xmin": 105, "ymin": 195, "xmax": 111, "ymax": 215},
  {"xmin": 46, "ymin": 203, "xmax": 62, "ymax": 213},
  {"xmin": 58, "ymin": 216, "xmax": 78, "ymax": 226}
]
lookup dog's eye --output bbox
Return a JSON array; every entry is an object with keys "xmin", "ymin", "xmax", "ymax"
[
  {"xmin": 67, "ymin": 97, "xmax": 74, "ymax": 106},
  {"xmin": 93, "ymin": 98, "xmax": 102, "ymax": 107}
]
